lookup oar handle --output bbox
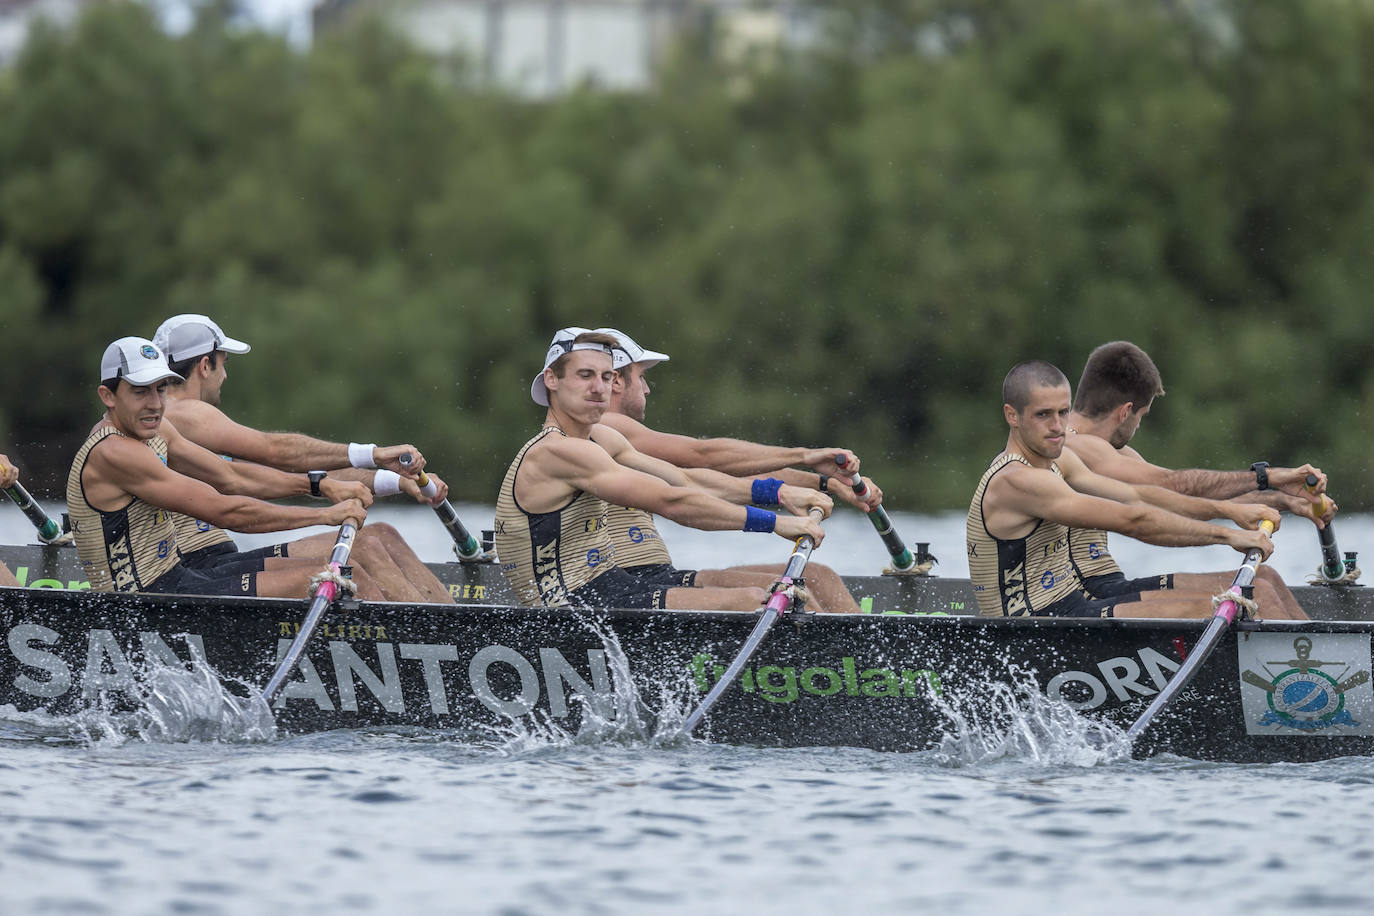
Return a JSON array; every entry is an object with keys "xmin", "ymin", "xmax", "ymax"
[
  {"xmin": 3, "ymin": 476, "xmax": 64, "ymax": 544},
  {"xmin": 762, "ymin": 506, "xmax": 826, "ymax": 616},
  {"xmin": 679, "ymin": 508, "xmax": 826, "ymax": 737},
  {"xmin": 399, "ymin": 454, "xmax": 484, "ymax": 561},
  {"xmin": 1126, "ymin": 519, "xmax": 1275, "ymax": 741},
  {"xmin": 1305, "ymin": 473, "xmax": 1344, "ymax": 582},
  {"xmin": 1212, "ymin": 519, "xmax": 1274, "ymax": 625},
  {"xmin": 262, "ymin": 523, "xmax": 358, "ymax": 704},
  {"xmin": 833, "ymin": 454, "xmax": 915, "ymax": 570}
]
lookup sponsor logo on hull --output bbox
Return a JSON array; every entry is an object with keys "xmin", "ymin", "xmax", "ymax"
[{"xmin": 1238, "ymin": 633, "xmax": 1374, "ymax": 736}]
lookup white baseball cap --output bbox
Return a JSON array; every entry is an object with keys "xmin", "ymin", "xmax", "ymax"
[
  {"xmin": 152, "ymin": 314, "xmax": 251, "ymax": 364},
  {"xmin": 595, "ymin": 328, "xmax": 670, "ymax": 371},
  {"xmin": 100, "ymin": 337, "xmax": 182, "ymax": 387},
  {"xmin": 530, "ymin": 327, "xmax": 619, "ymax": 406}
]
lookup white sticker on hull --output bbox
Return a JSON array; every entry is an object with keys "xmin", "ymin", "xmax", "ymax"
[{"xmin": 1238, "ymin": 633, "xmax": 1374, "ymax": 736}]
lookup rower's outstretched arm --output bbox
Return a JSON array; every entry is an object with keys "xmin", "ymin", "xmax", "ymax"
[
  {"xmin": 163, "ymin": 398, "xmax": 425, "ymax": 476},
  {"xmin": 88, "ymin": 435, "xmax": 365, "ymax": 535},
  {"xmin": 600, "ymin": 412, "xmax": 858, "ymax": 478}
]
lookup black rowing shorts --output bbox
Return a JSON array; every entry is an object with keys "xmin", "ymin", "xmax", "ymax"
[
  {"xmin": 1083, "ymin": 572, "xmax": 1174, "ymax": 599},
  {"xmin": 1038, "ymin": 589, "xmax": 1145, "ymax": 619},
  {"xmin": 566, "ymin": 567, "xmax": 670, "ymax": 610},
  {"xmin": 146, "ymin": 562, "xmax": 259, "ymax": 597},
  {"xmin": 621, "ymin": 563, "xmax": 699, "ymax": 588},
  {"xmin": 181, "ymin": 541, "xmax": 290, "ymax": 572}
]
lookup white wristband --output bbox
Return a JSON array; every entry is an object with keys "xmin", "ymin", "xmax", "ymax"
[
  {"xmin": 349, "ymin": 442, "xmax": 377, "ymax": 468},
  {"xmin": 373, "ymin": 470, "xmax": 401, "ymax": 497}
]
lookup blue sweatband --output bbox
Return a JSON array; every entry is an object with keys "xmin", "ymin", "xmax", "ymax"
[
  {"xmin": 751, "ymin": 477, "xmax": 784, "ymax": 506},
  {"xmin": 744, "ymin": 506, "xmax": 777, "ymax": 533}
]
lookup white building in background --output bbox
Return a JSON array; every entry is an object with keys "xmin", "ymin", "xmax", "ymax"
[
  {"xmin": 311, "ymin": 0, "xmax": 818, "ymax": 95},
  {"xmin": 0, "ymin": 0, "xmax": 90, "ymax": 65}
]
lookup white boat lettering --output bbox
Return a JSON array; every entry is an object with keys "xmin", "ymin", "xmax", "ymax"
[
  {"xmin": 268, "ymin": 640, "xmax": 612, "ymax": 719},
  {"xmin": 1046, "ymin": 648, "xmax": 1181, "ymax": 709}
]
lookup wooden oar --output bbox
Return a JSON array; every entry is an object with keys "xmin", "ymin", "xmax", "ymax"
[
  {"xmin": 261, "ymin": 523, "xmax": 358, "ymax": 704},
  {"xmin": 398, "ymin": 454, "xmax": 485, "ymax": 561},
  {"xmin": 1125, "ymin": 520, "xmax": 1275, "ymax": 742},
  {"xmin": 1, "ymin": 464, "xmax": 63, "ymax": 544},
  {"xmin": 1306, "ymin": 473, "xmax": 1345, "ymax": 582},
  {"xmin": 678, "ymin": 507, "xmax": 826, "ymax": 738},
  {"xmin": 833, "ymin": 454, "xmax": 916, "ymax": 571}
]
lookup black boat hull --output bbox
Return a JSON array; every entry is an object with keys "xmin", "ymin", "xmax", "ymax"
[{"xmin": 4, "ymin": 585, "xmax": 1374, "ymax": 762}]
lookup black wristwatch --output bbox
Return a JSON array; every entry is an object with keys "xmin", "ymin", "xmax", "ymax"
[
  {"xmin": 818, "ymin": 474, "xmax": 830, "ymax": 493},
  {"xmin": 308, "ymin": 470, "xmax": 327, "ymax": 498},
  {"xmin": 1250, "ymin": 461, "xmax": 1270, "ymax": 491}
]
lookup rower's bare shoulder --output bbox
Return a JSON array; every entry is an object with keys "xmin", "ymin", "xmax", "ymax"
[
  {"xmin": 1065, "ymin": 433, "xmax": 1114, "ymax": 463},
  {"xmin": 164, "ymin": 397, "xmax": 227, "ymax": 433},
  {"xmin": 988, "ymin": 460, "xmax": 1065, "ymax": 502},
  {"xmin": 589, "ymin": 422, "xmax": 631, "ymax": 454},
  {"xmin": 529, "ymin": 432, "xmax": 606, "ymax": 471}
]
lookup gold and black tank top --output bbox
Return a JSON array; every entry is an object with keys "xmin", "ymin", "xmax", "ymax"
[
  {"xmin": 1068, "ymin": 527, "xmax": 1122, "ymax": 579},
  {"xmin": 605, "ymin": 505, "xmax": 673, "ymax": 567},
  {"xmin": 66, "ymin": 426, "xmax": 180, "ymax": 592},
  {"xmin": 170, "ymin": 508, "xmax": 233, "ymax": 557},
  {"xmin": 1062, "ymin": 431, "xmax": 1123, "ymax": 579},
  {"xmin": 494, "ymin": 427, "xmax": 615, "ymax": 607},
  {"xmin": 966, "ymin": 453, "xmax": 1081, "ymax": 617}
]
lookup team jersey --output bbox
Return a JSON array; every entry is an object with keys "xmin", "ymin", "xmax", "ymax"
[
  {"xmin": 171, "ymin": 511, "xmax": 234, "ymax": 557},
  {"xmin": 1062, "ymin": 430, "xmax": 1123, "ymax": 579},
  {"xmin": 66, "ymin": 426, "xmax": 180, "ymax": 592},
  {"xmin": 604, "ymin": 505, "xmax": 673, "ymax": 567},
  {"xmin": 966, "ymin": 452, "xmax": 1082, "ymax": 617},
  {"xmin": 494, "ymin": 427, "xmax": 616, "ymax": 606}
]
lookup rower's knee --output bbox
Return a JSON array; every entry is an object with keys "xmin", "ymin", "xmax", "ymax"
[
  {"xmin": 347, "ymin": 566, "xmax": 385, "ymax": 601},
  {"xmin": 361, "ymin": 523, "xmax": 403, "ymax": 546},
  {"xmin": 730, "ymin": 586, "xmax": 768, "ymax": 609}
]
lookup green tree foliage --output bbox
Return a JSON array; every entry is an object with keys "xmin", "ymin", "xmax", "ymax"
[{"xmin": 1, "ymin": 0, "xmax": 1371, "ymax": 510}]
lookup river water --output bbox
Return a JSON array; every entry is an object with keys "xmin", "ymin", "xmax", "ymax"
[{"xmin": 2, "ymin": 505, "xmax": 1372, "ymax": 915}]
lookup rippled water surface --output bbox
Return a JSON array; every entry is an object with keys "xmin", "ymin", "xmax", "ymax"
[
  {"xmin": 5, "ymin": 730, "xmax": 1374, "ymax": 915},
  {"xmin": 3, "ymin": 509, "xmax": 1373, "ymax": 914}
]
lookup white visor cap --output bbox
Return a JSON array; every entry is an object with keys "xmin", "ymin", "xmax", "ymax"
[
  {"xmin": 530, "ymin": 327, "xmax": 619, "ymax": 406},
  {"xmin": 100, "ymin": 337, "xmax": 183, "ymax": 387},
  {"xmin": 153, "ymin": 314, "xmax": 252, "ymax": 364},
  {"xmin": 595, "ymin": 328, "xmax": 670, "ymax": 371}
]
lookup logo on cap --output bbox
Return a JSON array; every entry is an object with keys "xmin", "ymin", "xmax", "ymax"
[{"xmin": 140, "ymin": 345, "xmax": 158, "ymax": 359}]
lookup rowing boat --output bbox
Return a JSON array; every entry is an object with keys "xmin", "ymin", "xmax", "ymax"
[
  {"xmin": 2, "ymin": 543, "xmax": 1369, "ymax": 619},
  {"xmin": 3, "ymin": 547, "xmax": 1374, "ymax": 762}
]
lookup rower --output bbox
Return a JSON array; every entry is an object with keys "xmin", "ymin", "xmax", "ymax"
[
  {"xmin": 1064, "ymin": 341, "xmax": 1325, "ymax": 618},
  {"xmin": 494, "ymin": 329, "xmax": 826, "ymax": 610},
  {"xmin": 151, "ymin": 314, "xmax": 452, "ymax": 604},
  {"xmin": 966, "ymin": 360, "xmax": 1307, "ymax": 618},
  {"xmin": 67, "ymin": 337, "xmax": 372, "ymax": 598},
  {"xmin": 0, "ymin": 454, "xmax": 20, "ymax": 587},
  {"xmin": 595, "ymin": 327, "xmax": 866, "ymax": 614}
]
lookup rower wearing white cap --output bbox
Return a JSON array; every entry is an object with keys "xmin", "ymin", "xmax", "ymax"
[
  {"xmin": 595, "ymin": 328, "xmax": 868, "ymax": 613},
  {"xmin": 495, "ymin": 329, "xmax": 828, "ymax": 610},
  {"xmin": 151, "ymin": 314, "xmax": 453, "ymax": 604},
  {"xmin": 65, "ymin": 337, "xmax": 372, "ymax": 598}
]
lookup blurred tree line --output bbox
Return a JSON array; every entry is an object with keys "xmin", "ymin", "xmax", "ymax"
[{"xmin": 1, "ymin": 0, "xmax": 1371, "ymax": 513}]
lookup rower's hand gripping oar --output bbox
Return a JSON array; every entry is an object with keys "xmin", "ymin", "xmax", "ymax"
[
  {"xmin": 1125, "ymin": 520, "xmax": 1275, "ymax": 742},
  {"xmin": 1305, "ymin": 473, "xmax": 1352, "ymax": 583},
  {"xmin": 261, "ymin": 523, "xmax": 358, "ymax": 704},
  {"xmin": 0, "ymin": 461, "xmax": 65, "ymax": 544},
  {"xmin": 678, "ymin": 507, "xmax": 826, "ymax": 739},
  {"xmin": 833, "ymin": 454, "xmax": 920, "ymax": 572},
  {"xmin": 398, "ymin": 454, "xmax": 488, "ymax": 562}
]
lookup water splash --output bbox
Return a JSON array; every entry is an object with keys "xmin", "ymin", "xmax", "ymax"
[
  {"xmin": 926, "ymin": 667, "xmax": 1131, "ymax": 768},
  {"xmin": 0, "ymin": 651, "xmax": 275, "ymax": 747},
  {"xmin": 482, "ymin": 614, "xmax": 695, "ymax": 754}
]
